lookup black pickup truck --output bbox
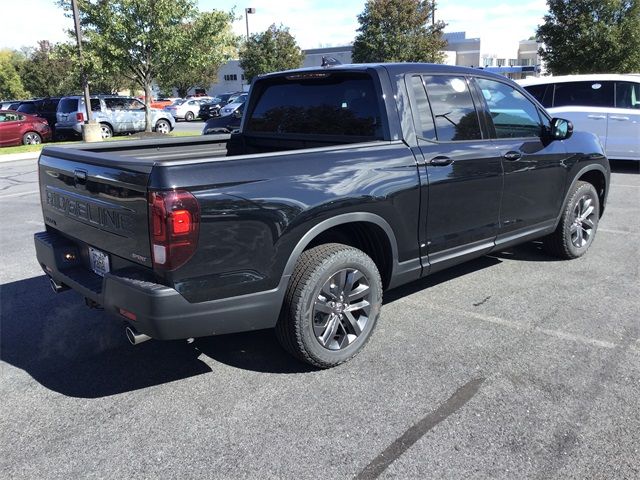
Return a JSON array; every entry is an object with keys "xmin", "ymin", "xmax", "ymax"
[{"xmin": 35, "ymin": 63, "xmax": 610, "ymax": 368}]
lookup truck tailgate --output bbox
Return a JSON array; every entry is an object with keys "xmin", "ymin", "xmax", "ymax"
[{"xmin": 39, "ymin": 152, "xmax": 152, "ymax": 268}]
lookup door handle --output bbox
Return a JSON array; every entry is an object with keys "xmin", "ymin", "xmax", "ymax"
[
  {"xmin": 503, "ymin": 151, "xmax": 522, "ymax": 161},
  {"xmin": 428, "ymin": 156, "xmax": 453, "ymax": 166},
  {"xmin": 587, "ymin": 114, "xmax": 606, "ymax": 119},
  {"xmin": 609, "ymin": 115, "xmax": 629, "ymax": 121}
]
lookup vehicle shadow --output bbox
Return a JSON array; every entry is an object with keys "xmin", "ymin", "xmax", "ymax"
[
  {"xmin": 0, "ymin": 275, "xmax": 314, "ymax": 398},
  {"xmin": 0, "ymin": 242, "xmax": 552, "ymax": 398},
  {"xmin": 610, "ymin": 160, "xmax": 639, "ymax": 174}
]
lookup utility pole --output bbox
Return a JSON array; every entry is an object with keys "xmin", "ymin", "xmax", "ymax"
[{"xmin": 71, "ymin": 0, "xmax": 100, "ymax": 141}]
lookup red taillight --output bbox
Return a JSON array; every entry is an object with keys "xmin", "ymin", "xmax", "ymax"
[
  {"xmin": 148, "ymin": 190, "xmax": 200, "ymax": 270},
  {"xmin": 76, "ymin": 112, "xmax": 84, "ymax": 122}
]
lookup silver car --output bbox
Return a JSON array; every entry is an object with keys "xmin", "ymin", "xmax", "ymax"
[
  {"xmin": 55, "ymin": 96, "xmax": 176, "ymax": 139},
  {"xmin": 163, "ymin": 97, "xmax": 212, "ymax": 121},
  {"xmin": 219, "ymin": 94, "xmax": 248, "ymax": 117}
]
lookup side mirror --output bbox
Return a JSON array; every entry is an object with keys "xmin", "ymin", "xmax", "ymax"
[{"xmin": 550, "ymin": 118, "xmax": 573, "ymax": 140}]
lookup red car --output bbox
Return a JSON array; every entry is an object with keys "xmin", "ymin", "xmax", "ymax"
[{"xmin": 0, "ymin": 110, "xmax": 52, "ymax": 147}]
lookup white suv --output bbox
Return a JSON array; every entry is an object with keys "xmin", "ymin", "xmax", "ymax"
[{"xmin": 519, "ymin": 74, "xmax": 640, "ymax": 161}]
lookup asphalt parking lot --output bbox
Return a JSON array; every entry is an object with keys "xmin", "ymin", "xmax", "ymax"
[{"xmin": 0, "ymin": 159, "xmax": 638, "ymax": 479}]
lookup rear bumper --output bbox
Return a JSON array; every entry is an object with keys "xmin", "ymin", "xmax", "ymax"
[{"xmin": 34, "ymin": 230, "xmax": 284, "ymax": 340}]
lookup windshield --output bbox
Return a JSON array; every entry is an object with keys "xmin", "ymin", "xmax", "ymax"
[{"xmin": 172, "ymin": 99, "xmax": 186, "ymax": 106}]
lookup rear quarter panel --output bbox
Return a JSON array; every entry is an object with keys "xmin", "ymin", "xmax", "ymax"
[{"xmin": 151, "ymin": 142, "xmax": 421, "ymax": 303}]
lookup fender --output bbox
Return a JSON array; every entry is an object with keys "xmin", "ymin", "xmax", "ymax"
[
  {"xmin": 281, "ymin": 212, "xmax": 400, "ymax": 279},
  {"xmin": 554, "ymin": 162, "xmax": 609, "ymax": 229}
]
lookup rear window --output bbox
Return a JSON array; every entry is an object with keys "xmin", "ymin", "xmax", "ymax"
[
  {"xmin": 246, "ymin": 72, "xmax": 383, "ymax": 138},
  {"xmin": 58, "ymin": 98, "xmax": 79, "ymax": 113},
  {"xmin": 553, "ymin": 81, "xmax": 614, "ymax": 108},
  {"xmin": 17, "ymin": 103, "xmax": 36, "ymax": 114}
]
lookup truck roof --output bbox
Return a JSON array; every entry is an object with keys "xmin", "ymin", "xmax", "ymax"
[{"xmin": 257, "ymin": 62, "xmax": 511, "ymax": 82}]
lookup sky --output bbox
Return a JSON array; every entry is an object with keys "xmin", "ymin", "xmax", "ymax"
[{"xmin": 0, "ymin": 0, "xmax": 548, "ymax": 57}]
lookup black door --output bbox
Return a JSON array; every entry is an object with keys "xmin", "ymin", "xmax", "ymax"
[
  {"xmin": 472, "ymin": 77, "xmax": 569, "ymax": 245},
  {"xmin": 407, "ymin": 74, "xmax": 503, "ymax": 273}
]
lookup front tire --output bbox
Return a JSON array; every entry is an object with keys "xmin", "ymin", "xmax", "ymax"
[
  {"xmin": 155, "ymin": 119, "xmax": 171, "ymax": 134},
  {"xmin": 544, "ymin": 181, "xmax": 600, "ymax": 259},
  {"xmin": 276, "ymin": 243, "xmax": 382, "ymax": 368},
  {"xmin": 22, "ymin": 132, "xmax": 41, "ymax": 145},
  {"xmin": 185, "ymin": 111, "xmax": 195, "ymax": 122}
]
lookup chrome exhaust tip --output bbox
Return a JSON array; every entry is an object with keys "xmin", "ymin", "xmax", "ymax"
[
  {"xmin": 49, "ymin": 277, "xmax": 69, "ymax": 294},
  {"xmin": 125, "ymin": 326, "xmax": 151, "ymax": 345}
]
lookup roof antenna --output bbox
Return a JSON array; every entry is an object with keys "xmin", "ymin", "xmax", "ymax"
[{"xmin": 321, "ymin": 56, "xmax": 341, "ymax": 67}]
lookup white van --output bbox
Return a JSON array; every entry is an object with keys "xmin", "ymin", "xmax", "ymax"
[{"xmin": 519, "ymin": 74, "xmax": 640, "ymax": 161}]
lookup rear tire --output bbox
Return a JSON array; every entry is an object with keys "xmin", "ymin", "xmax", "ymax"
[
  {"xmin": 276, "ymin": 243, "xmax": 382, "ymax": 368},
  {"xmin": 185, "ymin": 111, "xmax": 195, "ymax": 122},
  {"xmin": 22, "ymin": 132, "xmax": 41, "ymax": 145},
  {"xmin": 544, "ymin": 181, "xmax": 599, "ymax": 259}
]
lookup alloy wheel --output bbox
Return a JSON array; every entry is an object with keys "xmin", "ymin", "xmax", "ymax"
[
  {"xmin": 570, "ymin": 195, "xmax": 596, "ymax": 248},
  {"xmin": 312, "ymin": 268, "xmax": 372, "ymax": 351}
]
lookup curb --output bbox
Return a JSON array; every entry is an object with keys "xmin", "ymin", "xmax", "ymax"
[{"xmin": 0, "ymin": 152, "xmax": 41, "ymax": 163}]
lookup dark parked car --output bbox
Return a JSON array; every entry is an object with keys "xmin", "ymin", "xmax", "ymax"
[
  {"xmin": 202, "ymin": 103, "xmax": 243, "ymax": 132},
  {"xmin": 198, "ymin": 97, "xmax": 224, "ymax": 120},
  {"xmin": 16, "ymin": 98, "xmax": 61, "ymax": 135},
  {"xmin": 35, "ymin": 63, "xmax": 609, "ymax": 368},
  {"xmin": 0, "ymin": 110, "xmax": 52, "ymax": 146}
]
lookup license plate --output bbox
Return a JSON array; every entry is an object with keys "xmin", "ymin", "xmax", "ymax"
[{"xmin": 89, "ymin": 247, "xmax": 110, "ymax": 277}]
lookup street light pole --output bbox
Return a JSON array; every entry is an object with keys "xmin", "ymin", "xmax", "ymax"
[{"xmin": 245, "ymin": 7, "xmax": 255, "ymax": 40}]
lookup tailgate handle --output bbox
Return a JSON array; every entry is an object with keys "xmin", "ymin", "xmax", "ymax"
[{"xmin": 74, "ymin": 169, "xmax": 87, "ymax": 184}]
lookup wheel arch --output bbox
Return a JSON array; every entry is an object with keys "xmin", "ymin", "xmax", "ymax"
[
  {"xmin": 281, "ymin": 213, "xmax": 399, "ymax": 290},
  {"xmin": 556, "ymin": 164, "xmax": 609, "ymax": 227},
  {"xmin": 99, "ymin": 121, "xmax": 114, "ymax": 134}
]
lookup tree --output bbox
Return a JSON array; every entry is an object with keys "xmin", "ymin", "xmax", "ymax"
[
  {"xmin": 157, "ymin": 11, "xmax": 238, "ymax": 98},
  {"xmin": 239, "ymin": 24, "xmax": 305, "ymax": 83},
  {"xmin": 352, "ymin": 0, "xmax": 447, "ymax": 64},
  {"xmin": 0, "ymin": 50, "xmax": 28, "ymax": 99},
  {"xmin": 60, "ymin": 0, "xmax": 237, "ymax": 132},
  {"xmin": 19, "ymin": 41, "xmax": 76, "ymax": 97},
  {"xmin": 537, "ymin": 0, "xmax": 640, "ymax": 74}
]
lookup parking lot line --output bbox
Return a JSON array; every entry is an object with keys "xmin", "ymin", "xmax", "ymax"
[{"xmin": 406, "ymin": 302, "xmax": 625, "ymax": 351}]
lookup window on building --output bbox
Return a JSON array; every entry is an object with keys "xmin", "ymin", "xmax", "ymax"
[
  {"xmin": 423, "ymin": 75, "xmax": 481, "ymax": 141},
  {"xmin": 509, "ymin": 59, "xmax": 518, "ymax": 66},
  {"xmin": 477, "ymin": 78, "xmax": 542, "ymax": 138},
  {"xmin": 496, "ymin": 59, "xmax": 506, "ymax": 67},
  {"xmin": 520, "ymin": 58, "xmax": 531, "ymax": 66},
  {"xmin": 241, "ymin": 74, "xmax": 246, "ymax": 81}
]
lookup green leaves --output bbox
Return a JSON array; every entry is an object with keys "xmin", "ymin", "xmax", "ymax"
[
  {"xmin": 352, "ymin": 0, "xmax": 447, "ymax": 64},
  {"xmin": 239, "ymin": 24, "xmax": 305, "ymax": 83},
  {"xmin": 56, "ymin": 0, "xmax": 237, "ymax": 131},
  {"xmin": 538, "ymin": 0, "xmax": 640, "ymax": 74},
  {"xmin": 0, "ymin": 50, "xmax": 29, "ymax": 99}
]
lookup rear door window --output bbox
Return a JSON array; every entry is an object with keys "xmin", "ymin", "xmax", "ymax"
[
  {"xmin": 553, "ymin": 81, "xmax": 614, "ymax": 108},
  {"xmin": 408, "ymin": 75, "xmax": 437, "ymax": 141},
  {"xmin": 477, "ymin": 78, "xmax": 542, "ymax": 138},
  {"xmin": 615, "ymin": 82, "xmax": 640, "ymax": 109},
  {"xmin": 423, "ymin": 75, "xmax": 481, "ymax": 141},
  {"xmin": 246, "ymin": 72, "xmax": 383, "ymax": 138}
]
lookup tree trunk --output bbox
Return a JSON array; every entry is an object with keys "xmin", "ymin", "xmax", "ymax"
[
  {"xmin": 177, "ymin": 87, "xmax": 189, "ymax": 98},
  {"xmin": 144, "ymin": 82, "xmax": 153, "ymax": 133}
]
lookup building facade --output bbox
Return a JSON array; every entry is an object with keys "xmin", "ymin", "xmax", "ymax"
[{"xmin": 191, "ymin": 32, "xmax": 542, "ymax": 97}]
